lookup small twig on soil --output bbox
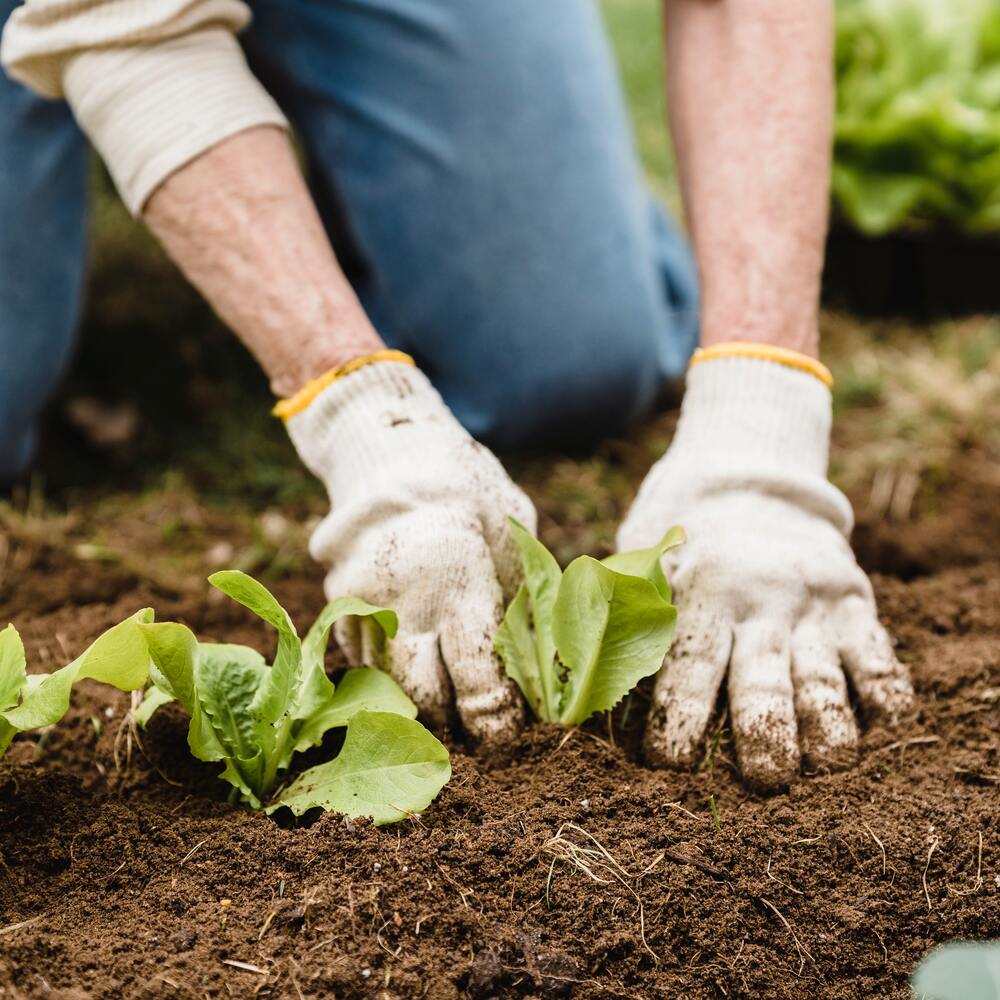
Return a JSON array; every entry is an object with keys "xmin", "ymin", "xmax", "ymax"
[
  {"xmin": 555, "ymin": 729, "xmax": 576, "ymax": 753},
  {"xmin": 872, "ymin": 735, "xmax": 940, "ymax": 756},
  {"xmin": 0, "ymin": 916, "xmax": 42, "ymax": 937},
  {"xmin": 105, "ymin": 856, "xmax": 128, "ymax": 881},
  {"xmin": 435, "ymin": 863, "xmax": 477, "ymax": 911},
  {"xmin": 221, "ymin": 960, "xmax": 268, "ymax": 975},
  {"xmin": 307, "ymin": 937, "xmax": 335, "ymax": 954},
  {"xmin": 180, "ymin": 839, "xmax": 210, "ymax": 866},
  {"xmin": 728, "ymin": 936, "xmax": 747, "ymax": 970},
  {"xmin": 376, "ymin": 917, "xmax": 403, "ymax": 958},
  {"xmin": 662, "ymin": 801, "xmax": 702, "ymax": 823},
  {"xmin": 874, "ymin": 928, "xmax": 888, "ymax": 964},
  {"xmin": 947, "ymin": 831, "xmax": 984, "ymax": 897},
  {"xmin": 759, "ymin": 898, "xmax": 813, "ymax": 976},
  {"xmin": 923, "ymin": 837, "xmax": 940, "ymax": 912},
  {"xmin": 766, "ymin": 855, "xmax": 803, "ymax": 895},
  {"xmin": 662, "ymin": 848, "xmax": 727, "ymax": 879},
  {"xmin": 863, "ymin": 823, "xmax": 887, "ymax": 876},
  {"xmin": 557, "ymin": 727, "xmax": 613, "ymax": 755},
  {"xmin": 953, "ymin": 768, "xmax": 1000, "ymax": 785},
  {"xmin": 258, "ymin": 909, "xmax": 277, "ymax": 941}
]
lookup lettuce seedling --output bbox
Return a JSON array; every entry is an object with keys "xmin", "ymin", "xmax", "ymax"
[
  {"xmin": 0, "ymin": 611, "xmax": 153, "ymax": 757},
  {"xmin": 134, "ymin": 571, "xmax": 450, "ymax": 823},
  {"xmin": 495, "ymin": 521, "xmax": 683, "ymax": 726}
]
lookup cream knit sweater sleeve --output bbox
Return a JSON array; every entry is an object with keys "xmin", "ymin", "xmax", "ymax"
[{"xmin": 1, "ymin": 0, "xmax": 289, "ymax": 214}]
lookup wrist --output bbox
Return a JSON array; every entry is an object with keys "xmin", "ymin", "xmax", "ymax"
[
  {"xmin": 699, "ymin": 310, "xmax": 820, "ymax": 360},
  {"xmin": 266, "ymin": 324, "xmax": 386, "ymax": 399}
]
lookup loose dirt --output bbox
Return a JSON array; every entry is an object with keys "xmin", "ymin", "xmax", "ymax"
[{"xmin": 0, "ymin": 518, "xmax": 997, "ymax": 999}]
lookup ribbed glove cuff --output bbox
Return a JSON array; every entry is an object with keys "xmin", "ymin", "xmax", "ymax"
[
  {"xmin": 286, "ymin": 362, "xmax": 460, "ymax": 497},
  {"xmin": 672, "ymin": 356, "xmax": 834, "ymax": 477}
]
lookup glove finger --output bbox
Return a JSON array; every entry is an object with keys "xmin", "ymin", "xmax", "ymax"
[
  {"xmin": 837, "ymin": 595, "xmax": 914, "ymax": 723},
  {"xmin": 790, "ymin": 620, "xmax": 858, "ymax": 773},
  {"xmin": 644, "ymin": 609, "xmax": 732, "ymax": 768},
  {"xmin": 729, "ymin": 621, "xmax": 799, "ymax": 788},
  {"xmin": 385, "ymin": 631, "xmax": 452, "ymax": 729},
  {"xmin": 438, "ymin": 554, "xmax": 524, "ymax": 748},
  {"xmin": 333, "ymin": 618, "xmax": 363, "ymax": 668}
]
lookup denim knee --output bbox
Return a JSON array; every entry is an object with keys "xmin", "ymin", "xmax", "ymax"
[{"xmin": 442, "ymin": 297, "xmax": 670, "ymax": 450}]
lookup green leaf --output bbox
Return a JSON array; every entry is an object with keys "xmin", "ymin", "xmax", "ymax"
[
  {"xmin": 295, "ymin": 597, "xmax": 398, "ymax": 727},
  {"xmin": 553, "ymin": 558, "xmax": 676, "ymax": 726},
  {"xmin": 138, "ymin": 626, "xmax": 233, "ymax": 768},
  {"xmin": 507, "ymin": 517, "xmax": 562, "ymax": 718},
  {"xmin": 0, "ymin": 625, "xmax": 27, "ymax": 712},
  {"xmin": 138, "ymin": 623, "xmax": 199, "ymax": 713},
  {"xmin": 197, "ymin": 653, "xmax": 269, "ymax": 805},
  {"xmin": 602, "ymin": 525, "xmax": 685, "ymax": 603},
  {"xmin": 302, "ymin": 597, "xmax": 398, "ymax": 672},
  {"xmin": 3, "ymin": 609, "xmax": 153, "ymax": 732},
  {"xmin": 316, "ymin": 669, "xmax": 416, "ymax": 729},
  {"xmin": 208, "ymin": 571, "xmax": 301, "ymax": 726},
  {"xmin": 132, "ymin": 686, "xmax": 175, "ymax": 729},
  {"xmin": 271, "ymin": 711, "xmax": 451, "ymax": 825},
  {"xmin": 198, "ymin": 654, "xmax": 267, "ymax": 762},
  {"xmin": 199, "ymin": 642, "xmax": 267, "ymax": 673},
  {"xmin": 290, "ymin": 667, "xmax": 416, "ymax": 757},
  {"xmin": 495, "ymin": 585, "xmax": 550, "ymax": 720}
]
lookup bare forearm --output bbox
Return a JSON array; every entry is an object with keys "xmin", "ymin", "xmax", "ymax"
[
  {"xmin": 143, "ymin": 126, "xmax": 383, "ymax": 397},
  {"xmin": 664, "ymin": 0, "xmax": 833, "ymax": 357}
]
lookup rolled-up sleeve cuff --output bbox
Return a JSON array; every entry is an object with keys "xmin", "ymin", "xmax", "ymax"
[{"xmin": 63, "ymin": 26, "xmax": 288, "ymax": 215}]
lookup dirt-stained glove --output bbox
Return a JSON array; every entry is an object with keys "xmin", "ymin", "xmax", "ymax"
[
  {"xmin": 286, "ymin": 359, "xmax": 533, "ymax": 746},
  {"xmin": 617, "ymin": 352, "xmax": 914, "ymax": 786}
]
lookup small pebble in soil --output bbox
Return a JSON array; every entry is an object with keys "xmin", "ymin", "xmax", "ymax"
[
  {"xmin": 579, "ymin": 798, "xmax": 589, "ymax": 809},
  {"xmin": 168, "ymin": 929, "xmax": 197, "ymax": 953},
  {"xmin": 373, "ymin": 862, "xmax": 381, "ymax": 872},
  {"xmin": 362, "ymin": 969, "xmax": 371, "ymax": 979}
]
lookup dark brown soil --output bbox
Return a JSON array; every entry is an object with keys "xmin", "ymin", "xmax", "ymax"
[{"xmin": 1, "ymin": 526, "xmax": 998, "ymax": 999}]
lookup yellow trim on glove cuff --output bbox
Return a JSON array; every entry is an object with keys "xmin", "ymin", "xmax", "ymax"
[
  {"xmin": 272, "ymin": 349, "xmax": 416, "ymax": 421},
  {"xmin": 690, "ymin": 341, "xmax": 833, "ymax": 389}
]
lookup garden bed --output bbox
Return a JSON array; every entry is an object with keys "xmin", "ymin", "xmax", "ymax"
[{"xmin": 1, "ymin": 515, "xmax": 997, "ymax": 999}]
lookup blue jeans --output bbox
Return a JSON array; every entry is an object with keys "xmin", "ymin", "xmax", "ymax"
[{"xmin": 0, "ymin": 0, "xmax": 698, "ymax": 480}]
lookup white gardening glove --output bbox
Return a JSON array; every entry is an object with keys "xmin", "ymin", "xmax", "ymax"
[
  {"xmin": 286, "ymin": 361, "xmax": 533, "ymax": 745},
  {"xmin": 617, "ymin": 354, "xmax": 914, "ymax": 786}
]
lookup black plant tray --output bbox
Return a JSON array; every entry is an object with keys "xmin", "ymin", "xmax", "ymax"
[{"xmin": 822, "ymin": 225, "xmax": 1000, "ymax": 319}]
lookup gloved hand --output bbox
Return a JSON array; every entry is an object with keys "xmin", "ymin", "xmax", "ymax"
[
  {"xmin": 286, "ymin": 359, "xmax": 532, "ymax": 746},
  {"xmin": 617, "ymin": 352, "xmax": 914, "ymax": 786}
]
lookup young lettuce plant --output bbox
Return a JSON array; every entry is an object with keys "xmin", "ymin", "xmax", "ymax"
[
  {"xmin": 495, "ymin": 520, "xmax": 683, "ymax": 726},
  {"xmin": 0, "ymin": 611, "xmax": 153, "ymax": 757},
  {"xmin": 134, "ymin": 571, "xmax": 451, "ymax": 824}
]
